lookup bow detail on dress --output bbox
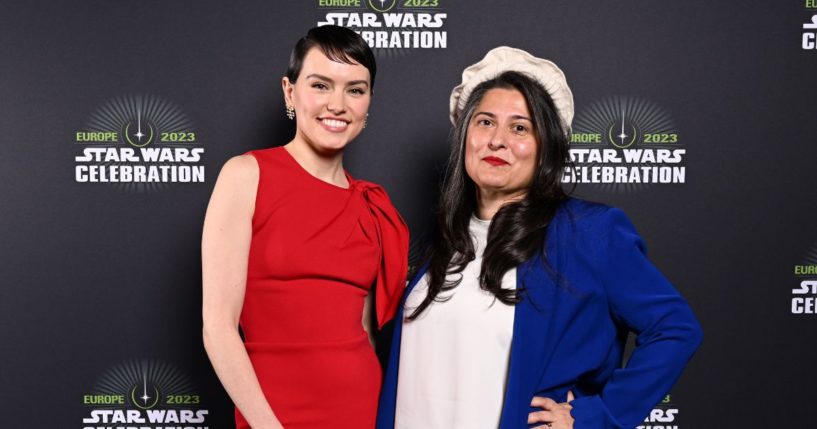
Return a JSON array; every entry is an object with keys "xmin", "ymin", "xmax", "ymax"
[{"xmin": 353, "ymin": 180, "xmax": 409, "ymax": 329}]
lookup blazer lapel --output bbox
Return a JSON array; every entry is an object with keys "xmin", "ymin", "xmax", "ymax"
[{"xmin": 499, "ymin": 218, "xmax": 566, "ymax": 428}]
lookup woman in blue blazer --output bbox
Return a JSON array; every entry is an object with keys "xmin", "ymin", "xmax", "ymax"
[{"xmin": 377, "ymin": 47, "xmax": 702, "ymax": 429}]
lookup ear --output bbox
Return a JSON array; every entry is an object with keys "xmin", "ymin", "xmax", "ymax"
[{"xmin": 282, "ymin": 76, "xmax": 295, "ymax": 107}]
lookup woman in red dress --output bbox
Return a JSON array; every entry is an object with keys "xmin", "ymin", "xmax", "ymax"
[{"xmin": 201, "ymin": 26, "xmax": 408, "ymax": 429}]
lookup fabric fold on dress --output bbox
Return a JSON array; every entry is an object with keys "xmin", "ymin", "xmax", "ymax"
[{"xmin": 353, "ymin": 180, "xmax": 409, "ymax": 328}]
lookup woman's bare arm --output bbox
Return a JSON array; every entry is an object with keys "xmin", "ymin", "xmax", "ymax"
[{"xmin": 202, "ymin": 155, "xmax": 283, "ymax": 429}]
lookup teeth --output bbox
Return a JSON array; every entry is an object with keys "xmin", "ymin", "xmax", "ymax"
[{"xmin": 322, "ymin": 119, "xmax": 348, "ymax": 128}]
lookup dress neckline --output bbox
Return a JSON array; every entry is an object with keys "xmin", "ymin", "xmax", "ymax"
[{"xmin": 279, "ymin": 146, "xmax": 353, "ymax": 191}]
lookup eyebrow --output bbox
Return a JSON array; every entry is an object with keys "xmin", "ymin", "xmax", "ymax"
[
  {"xmin": 473, "ymin": 111, "xmax": 532, "ymax": 121},
  {"xmin": 304, "ymin": 73, "xmax": 370, "ymax": 87}
]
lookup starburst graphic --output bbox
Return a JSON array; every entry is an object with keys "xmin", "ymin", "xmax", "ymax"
[
  {"xmin": 89, "ymin": 359, "xmax": 196, "ymax": 409},
  {"xmin": 573, "ymin": 97, "xmax": 675, "ymax": 144},
  {"xmin": 84, "ymin": 95, "xmax": 194, "ymax": 142}
]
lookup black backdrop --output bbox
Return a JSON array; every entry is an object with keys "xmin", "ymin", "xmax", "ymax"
[{"xmin": 2, "ymin": 1, "xmax": 817, "ymax": 427}]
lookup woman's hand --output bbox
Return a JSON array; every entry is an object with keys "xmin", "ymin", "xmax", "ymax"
[{"xmin": 528, "ymin": 390, "xmax": 575, "ymax": 429}]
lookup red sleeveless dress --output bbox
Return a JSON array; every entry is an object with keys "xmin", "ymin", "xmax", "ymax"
[{"xmin": 236, "ymin": 147, "xmax": 408, "ymax": 429}]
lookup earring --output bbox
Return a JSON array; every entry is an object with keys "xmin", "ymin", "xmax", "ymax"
[
  {"xmin": 363, "ymin": 113, "xmax": 369, "ymax": 129},
  {"xmin": 286, "ymin": 105, "xmax": 295, "ymax": 120}
]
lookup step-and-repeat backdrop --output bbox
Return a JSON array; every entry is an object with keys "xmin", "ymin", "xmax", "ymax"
[{"xmin": 2, "ymin": 1, "xmax": 816, "ymax": 427}]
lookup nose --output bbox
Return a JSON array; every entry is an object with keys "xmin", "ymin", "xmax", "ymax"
[
  {"xmin": 487, "ymin": 128, "xmax": 507, "ymax": 150},
  {"xmin": 326, "ymin": 88, "xmax": 346, "ymax": 114}
]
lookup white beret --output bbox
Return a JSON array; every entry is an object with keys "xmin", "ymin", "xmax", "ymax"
[{"xmin": 449, "ymin": 46, "xmax": 574, "ymax": 134}]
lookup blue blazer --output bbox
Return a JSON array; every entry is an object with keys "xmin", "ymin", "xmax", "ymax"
[{"xmin": 377, "ymin": 199, "xmax": 702, "ymax": 429}]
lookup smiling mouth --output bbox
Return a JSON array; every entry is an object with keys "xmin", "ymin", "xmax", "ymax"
[
  {"xmin": 482, "ymin": 156, "xmax": 509, "ymax": 166},
  {"xmin": 319, "ymin": 118, "xmax": 350, "ymax": 130}
]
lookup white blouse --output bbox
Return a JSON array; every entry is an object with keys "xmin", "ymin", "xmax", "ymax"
[{"xmin": 395, "ymin": 216, "xmax": 516, "ymax": 429}]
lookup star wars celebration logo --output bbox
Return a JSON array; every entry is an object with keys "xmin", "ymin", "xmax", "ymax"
[
  {"xmin": 73, "ymin": 95, "xmax": 205, "ymax": 191},
  {"xmin": 317, "ymin": 0, "xmax": 447, "ymax": 50},
  {"xmin": 637, "ymin": 394, "xmax": 681, "ymax": 429},
  {"xmin": 804, "ymin": 1, "xmax": 817, "ymax": 49},
  {"xmin": 791, "ymin": 244, "xmax": 817, "ymax": 314},
  {"xmin": 564, "ymin": 97, "xmax": 686, "ymax": 192},
  {"xmin": 82, "ymin": 359, "xmax": 209, "ymax": 429}
]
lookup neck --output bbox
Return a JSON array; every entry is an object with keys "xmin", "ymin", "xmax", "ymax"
[
  {"xmin": 285, "ymin": 137, "xmax": 348, "ymax": 188},
  {"xmin": 476, "ymin": 188, "xmax": 527, "ymax": 220}
]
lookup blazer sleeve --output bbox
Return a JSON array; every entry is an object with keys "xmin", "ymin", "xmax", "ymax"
[{"xmin": 569, "ymin": 207, "xmax": 703, "ymax": 429}]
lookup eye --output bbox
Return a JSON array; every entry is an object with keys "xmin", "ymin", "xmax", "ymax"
[
  {"xmin": 512, "ymin": 123, "xmax": 530, "ymax": 135},
  {"xmin": 311, "ymin": 82, "xmax": 329, "ymax": 91},
  {"xmin": 348, "ymin": 87, "xmax": 367, "ymax": 96},
  {"xmin": 475, "ymin": 118, "xmax": 493, "ymax": 127}
]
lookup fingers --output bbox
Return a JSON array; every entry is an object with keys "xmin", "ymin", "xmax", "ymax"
[
  {"xmin": 531, "ymin": 392, "xmax": 576, "ymax": 408},
  {"xmin": 531, "ymin": 396, "xmax": 559, "ymax": 409},
  {"xmin": 528, "ymin": 398, "xmax": 556, "ymax": 425},
  {"xmin": 528, "ymin": 394, "xmax": 575, "ymax": 426},
  {"xmin": 528, "ymin": 410, "xmax": 556, "ymax": 424}
]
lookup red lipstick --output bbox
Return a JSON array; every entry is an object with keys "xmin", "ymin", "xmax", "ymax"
[{"xmin": 482, "ymin": 156, "xmax": 509, "ymax": 166}]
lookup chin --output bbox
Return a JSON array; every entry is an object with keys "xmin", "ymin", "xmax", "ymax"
[
  {"xmin": 305, "ymin": 131, "xmax": 358, "ymax": 153},
  {"xmin": 315, "ymin": 141, "xmax": 351, "ymax": 154},
  {"xmin": 475, "ymin": 182, "xmax": 510, "ymax": 194},
  {"xmin": 474, "ymin": 174, "xmax": 510, "ymax": 189},
  {"xmin": 325, "ymin": 130, "xmax": 361, "ymax": 146}
]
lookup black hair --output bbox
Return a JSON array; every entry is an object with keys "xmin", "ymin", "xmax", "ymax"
[
  {"xmin": 408, "ymin": 71, "xmax": 571, "ymax": 319},
  {"xmin": 286, "ymin": 25, "xmax": 377, "ymax": 91}
]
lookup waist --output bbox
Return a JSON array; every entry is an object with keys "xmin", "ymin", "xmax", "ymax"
[
  {"xmin": 244, "ymin": 332, "xmax": 371, "ymax": 351},
  {"xmin": 241, "ymin": 278, "xmax": 369, "ymax": 343}
]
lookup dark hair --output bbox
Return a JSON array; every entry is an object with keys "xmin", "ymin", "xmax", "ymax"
[
  {"xmin": 286, "ymin": 25, "xmax": 377, "ymax": 91},
  {"xmin": 408, "ymin": 71, "xmax": 571, "ymax": 319}
]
